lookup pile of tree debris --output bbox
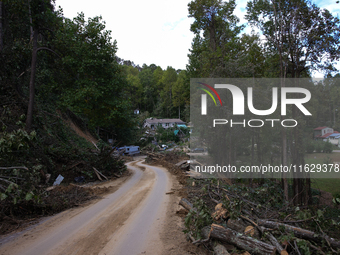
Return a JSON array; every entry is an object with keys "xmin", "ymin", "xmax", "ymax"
[
  {"xmin": 178, "ymin": 179, "xmax": 340, "ymax": 255},
  {"xmin": 145, "ymin": 151, "xmax": 190, "ymax": 185}
]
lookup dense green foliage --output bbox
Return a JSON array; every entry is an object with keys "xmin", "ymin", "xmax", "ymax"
[
  {"xmin": 0, "ymin": 0, "xmax": 129, "ymax": 220},
  {"xmin": 120, "ymin": 62, "xmax": 190, "ymax": 121}
]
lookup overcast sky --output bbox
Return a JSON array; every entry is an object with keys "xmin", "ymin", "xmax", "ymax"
[{"xmin": 54, "ymin": 0, "xmax": 339, "ymax": 76}]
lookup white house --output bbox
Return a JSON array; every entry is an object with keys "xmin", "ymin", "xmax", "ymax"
[
  {"xmin": 143, "ymin": 118, "xmax": 186, "ymax": 130},
  {"xmin": 327, "ymin": 133, "xmax": 340, "ymax": 147},
  {"xmin": 314, "ymin": 126, "xmax": 334, "ymax": 139}
]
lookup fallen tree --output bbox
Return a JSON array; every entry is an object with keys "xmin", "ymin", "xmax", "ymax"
[
  {"xmin": 179, "ymin": 177, "xmax": 340, "ymax": 254},
  {"xmin": 258, "ymin": 219, "xmax": 340, "ymax": 250},
  {"xmin": 210, "ymin": 224, "xmax": 276, "ymax": 255}
]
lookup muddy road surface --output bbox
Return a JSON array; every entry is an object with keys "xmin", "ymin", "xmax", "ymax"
[{"xmin": 0, "ymin": 160, "xmax": 194, "ymax": 255}]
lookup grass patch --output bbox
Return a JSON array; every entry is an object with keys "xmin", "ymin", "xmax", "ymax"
[
  {"xmin": 311, "ymin": 178, "xmax": 340, "ymax": 196},
  {"xmin": 305, "ymin": 152, "xmax": 340, "ymax": 164},
  {"xmin": 305, "ymin": 152, "xmax": 340, "ymax": 196}
]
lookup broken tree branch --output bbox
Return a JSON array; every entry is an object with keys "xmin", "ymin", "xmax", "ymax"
[
  {"xmin": 257, "ymin": 219, "xmax": 340, "ymax": 249},
  {"xmin": 93, "ymin": 168, "xmax": 102, "ymax": 181},
  {"xmin": 93, "ymin": 167, "xmax": 108, "ymax": 181},
  {"xmin": 0, "ymin": 166, "xmax": 29, "ymax": 171}
]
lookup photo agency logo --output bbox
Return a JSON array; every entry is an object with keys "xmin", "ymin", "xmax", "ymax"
[{"xmin": 195, "ymin": 79, "xmax": 312, "ymax": 128}]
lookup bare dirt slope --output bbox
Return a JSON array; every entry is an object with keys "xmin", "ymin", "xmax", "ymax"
[{"xmin": 0, "ymin": 160, "xmax": 206, "ymax": 255}]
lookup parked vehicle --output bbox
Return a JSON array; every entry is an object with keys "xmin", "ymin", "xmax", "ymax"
[
  {"xmin": 118, "ymin": 146, "xmax": 140, "ymax": 156},
  {"xmin": 192, "ymin": 148, "xmax": 204, "ymax": 153}
]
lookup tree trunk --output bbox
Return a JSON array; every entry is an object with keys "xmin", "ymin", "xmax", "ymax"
[
  {"xmin": 26, "ymin": 28, "xmax": 38, "ymax": 131},
  {"xmin": 28, "ymin": 0, "xmax": 33, "ymax": 40},
  {"xmin": 0, "ymin": 1, "xmax": 3, "ymax": 52},
  {"xmin": 210, "ymin": 224, "xmax": 276, "ymax": 255}
]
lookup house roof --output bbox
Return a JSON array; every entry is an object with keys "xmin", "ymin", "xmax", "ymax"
[
  {"xmin": 314, "ymin": 126, "xmax": 329, "ymax": 130},
  {"xmin": 145, "ymin": 118, "xmax": 185, "ymax": 124},
  {"xmin": 328, "ymin": 133, "xmax": 340, "ymax": 138},
  {"xmin": 319, "ymin": 133, "xmax": 334, "ymax": 139}
]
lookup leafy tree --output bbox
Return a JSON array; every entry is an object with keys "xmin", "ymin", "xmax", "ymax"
[
  {"xmin": 161, "ymin": 66, "xmax": 177, "ymax": 117},
  {"xmin": 187, "ymin": 0, "xmax": 244, "ymax": 77},
  {"xmin": 25, "ymin": 0, "xmax": 60, "ymax": 131},
  {"xmin": 172, "ymin": 70, "xmax": 189, "ymax": 119},
  {"xmin": 246, "ymin": 0, "xmax": 340, "ymax": 78},
  {"xmin": 246, "ymin": 0, "xmax": 340, "ymax": 204},
  {"xmin": 323, "ymin": 141, "xmax": 333, "ymax": 153},
  {"xmin": 123, "ymin": 65, "xmax": 143, "ymax": 110},
  {"xmin": 139, "ymin": 66, "xmax": 155, "ymax": 113},
  {"xmin": 50, "ymin": 13, "xmax": 133, "ymax": 134}
]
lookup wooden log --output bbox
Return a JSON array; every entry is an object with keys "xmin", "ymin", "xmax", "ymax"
[
  {"xmin": 180, "ymin": 163, "xmax": 190, "ymax": 171},
  {"xmin": 227, "ymin": 218, "xmax": 248, "ymax": 233},
  {"xmin": 93, "ymin": 167, "xmax": 108, "ymax": 181},
  {"xmin": 201, "ymin": 226, "xmax": 212, "ymax": 239},
  {"xmin": 226, "ymin": 219, "xmax": 260, "ymax": 239},
  {"xmin": 213, "ymin": 244, "xmax": 230, "ymax": 255},
  {"xmin": 93, "ymin": 168, "xmax": 102, "ymax": 181},
  {"xmin": 265, "ymin": 230, "xmax": 288, "ymax": 255},
  {"xmin": 175, "ymin": 160, "xmax": 188, "ymax": 167},
  {"xmin": 179, "ymin": 198, "xmax": 196, "ymax": 212},
  {"xmin": 257, "ymin": 219, "xmax": 340, "ymax": 249},
  {"xmin": 210, "ymin": 224, "xmax": 276, "ymax": 255},
  {"xmin": 240, "ymin": 216, "xmax": 286, "ymax": 254}
]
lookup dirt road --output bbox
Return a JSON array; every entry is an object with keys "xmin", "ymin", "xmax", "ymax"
[{"xmin": 0, "ymin": 160, "xmax": 194, "ymax": 255}]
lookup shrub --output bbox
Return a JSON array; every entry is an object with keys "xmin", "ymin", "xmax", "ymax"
[
  {"xmin": 314, "ymin": 141, "xmax": 323, "ymax": 153},
  {"xmin": 323, "ymin": 141, "xmax": 333, "ymax": 153},
  {"xmin": 306, "ymin": 140, "xmax": 315, "ymax": 153}
]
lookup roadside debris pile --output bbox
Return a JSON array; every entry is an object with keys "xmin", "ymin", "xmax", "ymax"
[
  {"xmin": 0, "ymin": 183, "xmax": 114, "ymax": 235},
  {"xmin": 178, "ymin": 179, "xmax": 340, "ymax": 255},
  {"xmin": 145, "ymin": 151, "xmax": 189, "ymax": 185},
  {"xmin": 0, "ymin": 141, "xmax": 126, "ymax": 236}
]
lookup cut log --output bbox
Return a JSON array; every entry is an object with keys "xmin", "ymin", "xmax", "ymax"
[
  {"xmin": 179, "ymin": 198, "xmax": 196, "ymax": 212},
  {"xmin": 227, "ymin": 218, "xmax": 248, "ymax": 233},
  {"xmin": 213, "ymin": 244, "xmax": 230, "ymax": 255},
  {"xmin": 240, "ymin": 216, "xmax": 287, "ymax": 254},
  {"xmin": 265, "ymin": 230, "xmax": 288, "ymax": 255},
  {"xmin": 201, "ymin": 226, "xmax": 212, "ymax": 239},
  {"xmin": 175, "ymin": 160, "xmax": 188, "ymax": 167},
  {"xmin": 210, "ymin": 224, "xmax": 276, "ymax": 255},
  {"xmin": 180, "ymin": 163, "xmax": 190, "ymax": 171},
  {"xmin": 226, "ymin": 219, "xmax": 260, "ymax": 239},
  {"xmin": 244, "ymin": 226, "xmax": 255, "ymax": 237},
  {"xmin": 257, "ymin": 219, "xmax": 340, "ymax": 249}
]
